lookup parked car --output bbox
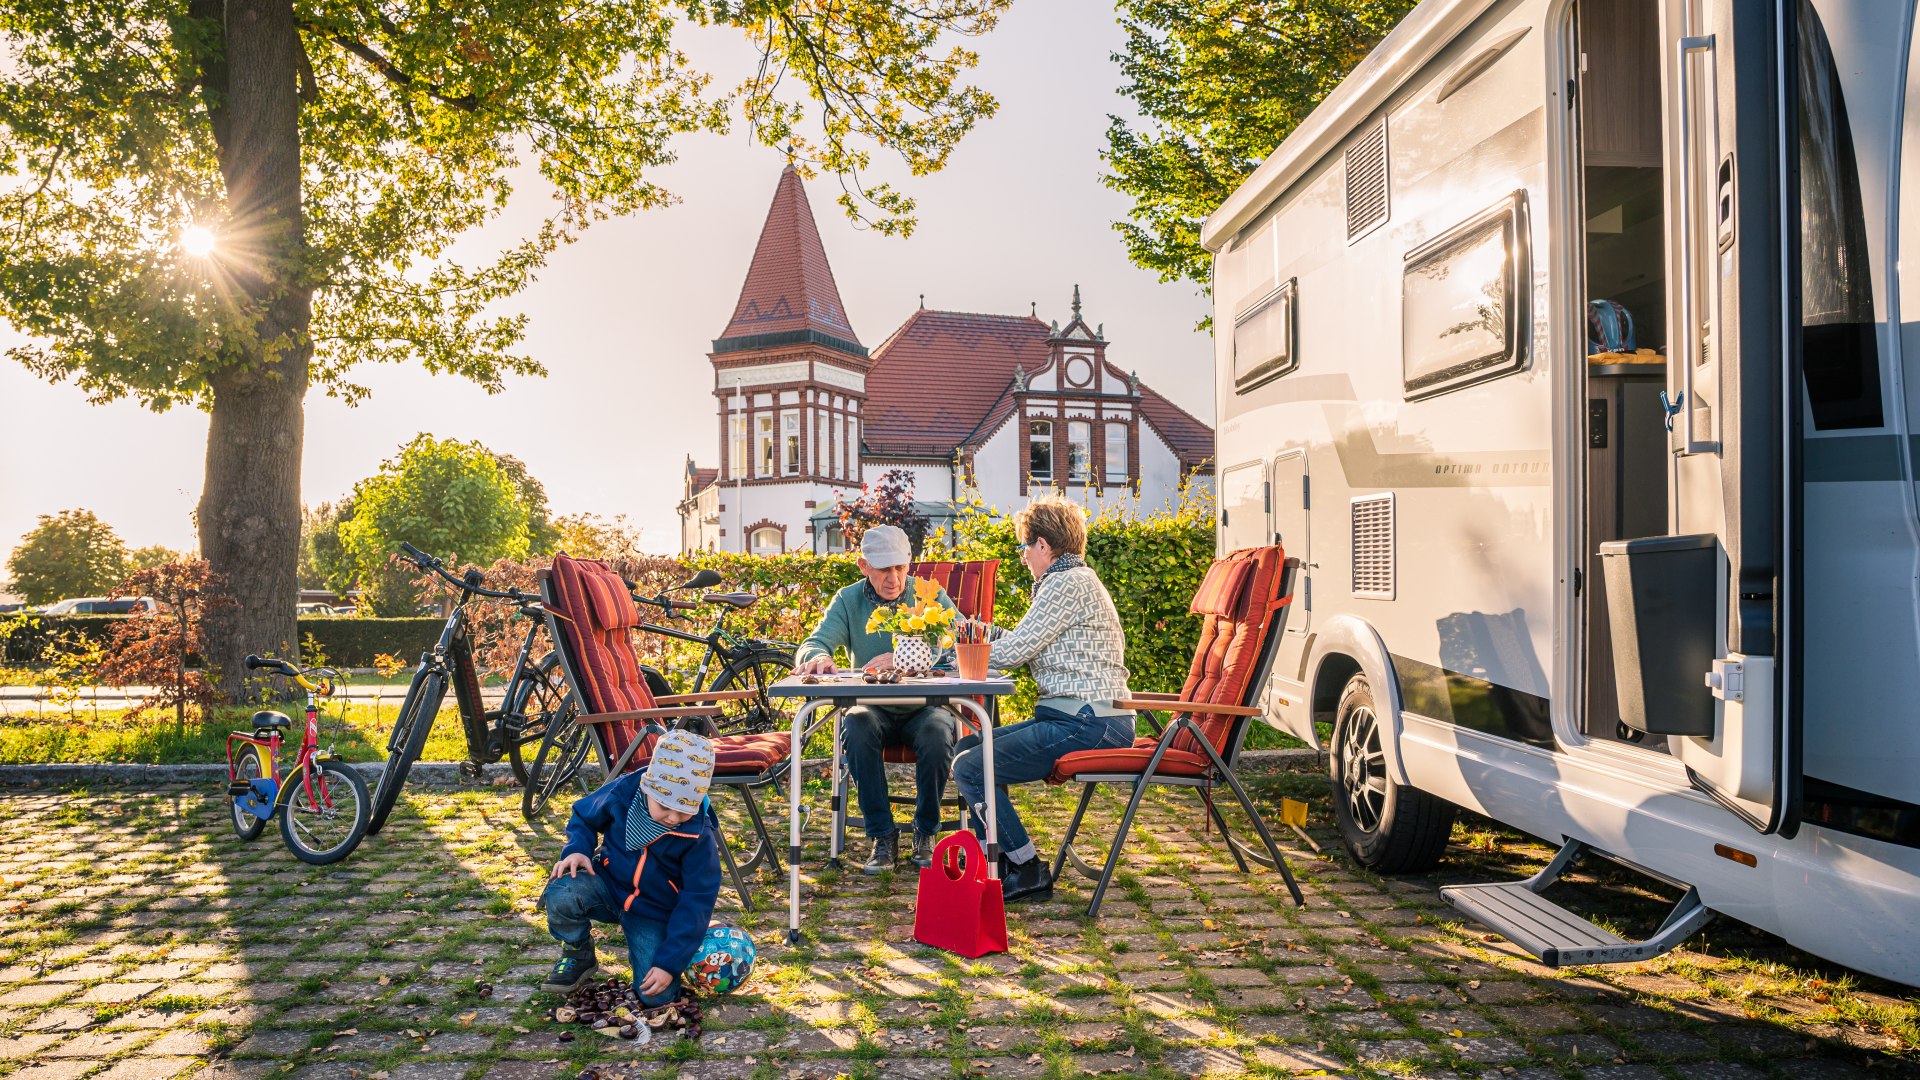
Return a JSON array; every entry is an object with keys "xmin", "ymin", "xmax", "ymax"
[
  {"xmin": 37, "ymin": 597, "xmax": 157, "ymax": 614},
  {"xmin": 0, "ymin": 602, "xmax": 25, "ymax": 614},
  {"xmin": 295, "ymin": 602, "xmax": 338, "ymax": 616}
]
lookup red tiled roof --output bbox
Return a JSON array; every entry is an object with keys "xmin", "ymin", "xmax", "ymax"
[
  {"xmin": 863, "ymin": 310, "xmax": 1052, "ymax": 457},
  {"xmin": 690, "ymin": 467, "xmax": 719, "ymax": 494},
  {"xmin": 1109, "ymin": 358, "xmax": 1215, "ymax": 463},
  {"xmin": 716, "ymin": 165, "xmax": 860, "ymax": 346}
]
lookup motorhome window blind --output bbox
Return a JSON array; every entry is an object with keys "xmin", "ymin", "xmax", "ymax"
[
  {"xmin": 1346, "ymin": 119, "xmax": 1390, "ymax": 241},
  {"xmin": 1401, "ymin": 190, "xmax": 1531, "ymax": 399},
  {"xmin": 1233, "ymin": 278, "xmax": 1297, "ymax": 392}
]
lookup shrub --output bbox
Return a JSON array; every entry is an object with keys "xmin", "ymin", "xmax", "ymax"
[{"xmin": 94, "ymin": 560, "xmax": 235, "ymax": 735}]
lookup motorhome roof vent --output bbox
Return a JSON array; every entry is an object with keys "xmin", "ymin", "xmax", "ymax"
[
  {"xmin": 1345, "ymin": 119, "xmax": 1390, "ymax": 242},
  {"xmin": 1351, "ymin": 492, "xmax": 1395, "ymax": 599}
]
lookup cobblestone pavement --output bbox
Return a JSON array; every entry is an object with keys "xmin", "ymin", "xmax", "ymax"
[{"xmin": 0, "ymin": 768, "xmax": 1914, "ymax": 1079}]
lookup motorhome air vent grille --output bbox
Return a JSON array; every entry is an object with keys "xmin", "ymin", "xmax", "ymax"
[
  {"xmin": 1351, "ymin": 493, "xmax": 1395, "ymax": 599},
  {"xmin": 1345, "ymin": 120, "xmax": 1390, "ymax": 241}
]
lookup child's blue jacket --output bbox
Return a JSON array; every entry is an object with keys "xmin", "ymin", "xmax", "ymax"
[{"xmin": 560, "ymin": 768, "xmax": 721, "ymax": 974}]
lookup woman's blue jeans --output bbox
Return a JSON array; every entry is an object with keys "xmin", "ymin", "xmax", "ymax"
[
  {"xmin": 542, "ymin": 871, "xmax": 681, "ymax": 1007},
  {"xmin": 951, "ymin": 703, "xmax": 1135, "ymax": 862}
]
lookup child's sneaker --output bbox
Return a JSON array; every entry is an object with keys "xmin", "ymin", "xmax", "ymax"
[{"xmin": 541, "ymin": 953, "xmax": 598, "ymax": 994}]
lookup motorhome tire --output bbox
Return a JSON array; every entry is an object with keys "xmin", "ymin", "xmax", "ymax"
[{"xmin": 1329, "ymin": 674, "xmax": 1456, "ymax": 872}]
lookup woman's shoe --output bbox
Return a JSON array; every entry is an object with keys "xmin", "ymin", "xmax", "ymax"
[{"xmin": 1000, "ymin": 856, "xmax": 1054, "ymax": 904}]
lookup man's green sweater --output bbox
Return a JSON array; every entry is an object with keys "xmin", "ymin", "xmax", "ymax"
[{"xmin": 795, "ymin": 580, "xmax": 959, "ymax": 671}]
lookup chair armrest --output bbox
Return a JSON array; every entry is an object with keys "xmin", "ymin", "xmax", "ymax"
[
  {"xmin": 1129, "ymin": 691, "xmax": 1184, "ymax": 701},
  {"xmin": 653, "ymin": 690, "xmax": 758, "ymax": 705},
  {"xmin": 1113, "ymin": 698, "xmax": 1262, "ymax": 717},
  {"xmin": 581, "ymin": 706, "xmax": 724, "ymax": 725}
]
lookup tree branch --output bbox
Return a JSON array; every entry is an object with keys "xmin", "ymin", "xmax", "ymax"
[{"xmin": 321, "ymin": 31, "xmax": 479, "ymax": 112}]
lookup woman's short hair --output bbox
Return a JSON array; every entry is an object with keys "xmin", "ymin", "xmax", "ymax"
[{"xmin": 1014, "ymin": 495, "xmax": 1087, "ymax": 556}]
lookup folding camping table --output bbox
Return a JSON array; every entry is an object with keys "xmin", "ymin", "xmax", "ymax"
[{"xmin": 768, "ymin": 672, "xmax": 1015, "ymax": 944}]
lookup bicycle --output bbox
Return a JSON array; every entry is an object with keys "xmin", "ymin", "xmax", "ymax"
[
  {"xmin": 520, "ymin": 568, "xmax": 796, "ymax": 827},
  {"xmin": 365, "ymin": 542, "xmax": 578, "ymax": 835},
  {"xmin": 227, "ymin": 656, "xmax": 371, "ymax": 864}
]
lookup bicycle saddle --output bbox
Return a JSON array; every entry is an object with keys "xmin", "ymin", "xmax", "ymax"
[
  {"xmin": 251, "ymin": 710, "xmax": 293, "ymax": 730},
  {"xmin": 703, "ymin": 591, "xmax": 759, "ymax": 609}
]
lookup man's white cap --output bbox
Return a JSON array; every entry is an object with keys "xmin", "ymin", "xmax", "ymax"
[{"xmin": 859, "ymin": 525, "xmax": 912, "ymax": 568}]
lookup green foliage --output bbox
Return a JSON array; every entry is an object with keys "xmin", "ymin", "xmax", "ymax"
[
  {"xmin": 291, "ymin": 618, "xmax": 441, "ymax": 669},
  {"xmin": 495, "ymin": 454, "xmax": 561, "ymax": 556},
  {"xmin": 552, "ymin": 513, "xmax": 646, "ymax": 562},
  {"xmin": 5, "ymin": 509, "xmax": 130, "ymax": 604},
  {"xmin": 129, "ymin": 545, "xmax": 189, "ymax": 572},
  {"xmin": 0, "ymin": 0, "xmax": 1012, "ymax": 412},
  {"xmin": 936, "ymin": 486, "xmax": 1217, "ymax": 714},
  {"xmin": 1105, "ymin": 0, "xmax": 1416, "ymax": 296},
  {"xmin": 338, "ymin": 435, "xmax": 534, "ymax": 615},
  {"xmin": 298, "ymin": 502, "xmax": 353, "ymax": 592}
]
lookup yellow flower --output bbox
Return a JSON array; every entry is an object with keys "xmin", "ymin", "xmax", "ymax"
[{"xmin": 906, "ymin": 615, "xmax": 925, "ymax": 632}]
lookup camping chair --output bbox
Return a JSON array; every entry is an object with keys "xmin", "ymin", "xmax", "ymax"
[
  {"xmin": 829, "ymin": 558, "xmax": 1000, "ymax": 850},
  {"xmin": 539, "ymin": 553, "xmax": 793, "ymax": 910},
  {"xmin": 1047, "ymin": 545, "xmax": 1305, "ymax": 917}
]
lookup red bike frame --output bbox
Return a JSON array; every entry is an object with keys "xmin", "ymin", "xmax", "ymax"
[{"xmin": 227, "ymin": 669, "xmax": 338, "ymax": 815}]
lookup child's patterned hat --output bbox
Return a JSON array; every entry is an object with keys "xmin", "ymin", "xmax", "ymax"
[{"xmin": 639, "ymin": 730, "xmax": 715, "ymax": 814}]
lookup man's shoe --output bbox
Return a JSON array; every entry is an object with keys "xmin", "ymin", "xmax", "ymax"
[
  {"xmin": 909, "ymin": 831, "xmax": 937, "ymax": 868},
  {"xmin": 1000, "ymin": 856, "xmax": 1053, "ymax": 904},
  {"xmin": 861, "ymin": 832, "xmax": 899, "ymax": 875},
  {"xmin": 541, "ymin": 953, "xmax": 598, "ymax": 994}
]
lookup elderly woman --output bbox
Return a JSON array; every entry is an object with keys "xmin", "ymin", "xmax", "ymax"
[{"xmin": 951, "ymin": 495, "xmax": 1133, "ymax": 903}]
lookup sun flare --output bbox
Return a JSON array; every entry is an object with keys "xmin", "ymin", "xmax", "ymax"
[{"xmin": 180, "ymin": 225, "xmax": 217, "ymax": 257}]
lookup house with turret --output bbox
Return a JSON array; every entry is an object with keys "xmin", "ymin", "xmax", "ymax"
[{"xmin": 679, "ymin": 166, "xmax": 1213, "ymax": 554}]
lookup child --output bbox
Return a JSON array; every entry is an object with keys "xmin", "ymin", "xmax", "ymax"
[{"xmin": 541, "ymin": 730, "xmax": 721, "ymax": 1006}]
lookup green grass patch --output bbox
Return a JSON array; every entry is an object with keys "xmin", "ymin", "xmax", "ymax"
[{"xmin": 0, "ymin": 698, "xmax": 469, "ymax": 765}]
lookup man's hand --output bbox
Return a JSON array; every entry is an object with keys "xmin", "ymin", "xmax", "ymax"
[
  {"xmin": 638, "ymin": 966, "xmax": 675, "ymax": 997},
  {"xmin": 864, "ymin": 652, "xmax": 895, "ymax": 672},
  {"xmin": 550, "ymin": 853, "xmax": 594, "ymax": 880},
  {"xmin": 796, "ymin": 655, "xmax": 837, "ymax": 676}
]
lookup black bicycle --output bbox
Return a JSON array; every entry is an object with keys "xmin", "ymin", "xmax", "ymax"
[
  {"xmin": 365, "ymin": 542, "xmax": 577, "ymax": 835},
  {"xmin": 519, "ymin": 568, "xmax": 795, "ymax": 821}
]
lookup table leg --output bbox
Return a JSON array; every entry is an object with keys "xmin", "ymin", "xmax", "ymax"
[
  {"xmin": 788, "ymin": 698, "xmax": 821, "ymax": 945},
  {"xmin": 955, "ymin": 698, "xmax": 998, "ymax": 881},
  {"xmin": 828, "ymin": 707, "xmax": 844, "ymax": 868}
]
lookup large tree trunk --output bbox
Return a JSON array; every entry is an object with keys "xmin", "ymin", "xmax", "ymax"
[{"xmin": 196, "ymin": 0, "xmax": 311, "ymax": 700}]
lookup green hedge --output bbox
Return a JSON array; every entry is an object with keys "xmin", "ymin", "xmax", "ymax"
[
  {"xmin": 4, "ymin": 614, "xmax": 441, "ymax": 669},
  {"xmin": 296, "ymin": 617, "xmax": 443, "ymax": 668}
]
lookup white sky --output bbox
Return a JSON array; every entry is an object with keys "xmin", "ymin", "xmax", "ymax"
[{"xmin": 0, "ymin": 2, "xmax": 1215, "ymax": 569}]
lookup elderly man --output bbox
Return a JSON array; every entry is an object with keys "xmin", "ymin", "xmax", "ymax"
[{"xmin": 794, "ymin": 525, "xmax": 959, "ymax": 873}]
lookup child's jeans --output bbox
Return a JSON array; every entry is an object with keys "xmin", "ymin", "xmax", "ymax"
[{"xmin": 542, "ymin": 871, "xmax": 680, "ymax": 1007}]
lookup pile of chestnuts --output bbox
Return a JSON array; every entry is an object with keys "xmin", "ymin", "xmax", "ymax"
[{"xmin": 549, "ymin": 977, "xmax": 703, "ymax": 1044}]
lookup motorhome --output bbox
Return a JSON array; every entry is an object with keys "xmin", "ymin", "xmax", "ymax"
[{"xmin": 1204, "ymin": 0, "xmax": 1920, "ymax": 985}]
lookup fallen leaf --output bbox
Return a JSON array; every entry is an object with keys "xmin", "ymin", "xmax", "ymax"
[{"xmin": 338, "ymin": 1028, "xmax": 358, "ymax": 1036}]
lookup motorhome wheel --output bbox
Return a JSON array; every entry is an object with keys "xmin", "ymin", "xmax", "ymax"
[{"xmin": 1329, "ymin": 674, "xmax": 1456, "ymax": 873}]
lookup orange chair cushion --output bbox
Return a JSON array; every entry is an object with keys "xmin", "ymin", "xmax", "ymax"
[
  {"xmin": 626, "ymin": 732, "xmax": 791, "ymax": 777},
  {"xmin": 1050, "ymin": 738, "xmax": 1212, "ymax": 782},
  {"xmin": 548, "ymin": 554, "xmax": 659, "ymax": 770},
  {"xmin": 1168, "ymin": 546, "xmax": 1288, "ymax": 758}
]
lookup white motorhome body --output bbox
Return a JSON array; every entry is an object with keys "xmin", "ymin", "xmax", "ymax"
[{"xmin": 1204, "ymin": 0, "xmax": 1920, "ymax": 985}]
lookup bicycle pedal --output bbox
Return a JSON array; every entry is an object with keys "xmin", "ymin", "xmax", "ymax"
[{"xmin": 457, "ymin": 760, "xmax": 484, "ymax": 780}]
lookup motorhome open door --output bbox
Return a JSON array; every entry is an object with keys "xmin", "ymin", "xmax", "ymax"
[{"xmin": 1659, "ymin": 0, "xmax": 1802, "ymax": 835}]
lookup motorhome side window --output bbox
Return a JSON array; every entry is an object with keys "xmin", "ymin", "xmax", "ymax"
[
  {"xmin": 1797, "ymin": 0, "xmax": 1882, "ymax": 430},
  {"xmin": 1222, "ymin": 216, "xmax": 1296, "ymax": 392},
  {"xmin": 1400, "ymin": 191, "xmax": 1530, "ymax": 399}
]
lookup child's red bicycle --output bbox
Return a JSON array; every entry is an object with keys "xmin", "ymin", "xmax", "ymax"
[{"xmin": 226, "ymin": 655, "xmax": 371, "ymax": 864}]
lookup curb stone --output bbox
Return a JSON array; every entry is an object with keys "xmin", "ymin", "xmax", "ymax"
[{"xmin": 0, "ymin": 748, "xmax": 1320, "ymax": 787}]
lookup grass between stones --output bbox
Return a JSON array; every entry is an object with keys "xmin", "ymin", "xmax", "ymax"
[{"xmin": 0, "ymin": 768, "xmax": 1911, "ymax": 1080}]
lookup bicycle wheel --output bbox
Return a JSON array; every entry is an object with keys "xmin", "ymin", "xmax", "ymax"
[
  {"xmin": 229, "ymin": 742, "xmax": 271, "ymax": 842},
  {"xmin": 521, "ymin": 700, "xmax": 595, "ymax": 820},
  {"xmin": 503, "ymin": 653, "xmax": 574, "ymax": 787},
  {"xmin": 705, "ymin": 647, "xmax": 796, "ymax": 737},
  {"xmin": 367, "ymin": 669, "xmax": 444, "ymax": 835},
  {"xmin": 279, "ymin": 759, "xmax": 371, "ymax": 865}
]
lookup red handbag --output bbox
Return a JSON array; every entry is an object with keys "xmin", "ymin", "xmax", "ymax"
[{"xmin": 913, "ymin": 830, "xmax": 1008, "ymax": 958}]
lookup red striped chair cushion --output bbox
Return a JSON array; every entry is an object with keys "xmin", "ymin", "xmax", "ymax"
[
  {"xmin": 549, "ymin": 553, "xmax": 656, "ymax": 770},
  {"xmin": 624, "ymin": 732, "xmax": 792, "ymax": 776},
  {"xmin": 1049, "ymin": 740, "xmax": 1212, "ymax": 782},
  {"xmin": 1168, "ymin": 546, "xmax": 1286, "ymax": 757}
]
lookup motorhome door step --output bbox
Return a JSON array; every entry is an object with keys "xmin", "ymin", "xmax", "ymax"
[{"xmin": 1439, "ymin": 840, "xmax": 1715, "ymax": 968}]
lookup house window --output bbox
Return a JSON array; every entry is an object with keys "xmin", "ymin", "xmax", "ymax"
[
  {"xmin": 757, "ymin": 415, "xmax": 775, "ymax": 477},
  {"xmin": 816, "ymin": 412, "xmax": 827, "ymax": 476},
  {"xmin": 728, "ymin": 415, "xmax": 746, "ymax": 481},
  {"xmin": 849, "ymin": 418, "xmax": 860, "ymax": 474},
  {"xmin": 1104, "ymin": 422, "xmax": 1129, "ymax": 484},
  {"xmin": 750, "ymin": 527, "xmax": 783, "ymax": 555},
  {"xmin": 783, "ymin": 411, "xmax": 800, "ymax": 475},
  {"xmin": 1068, "ymin": 421, "xmax": 1092, "ymax": 483},
  {"xmin": 1028, "ymin": 420, "xmax": 1053, "ymax": 481},
  {"xmin": 832, "ymin": 414, "xmax": 844, "ymax": 478},
  {"xmin": 821, "ymin": 524, "xmax": 846, "ymax": 553}
]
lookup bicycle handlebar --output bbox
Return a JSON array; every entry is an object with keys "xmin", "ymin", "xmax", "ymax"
[
  {"xmin": 396, "ymin": 543, "xmax": 536, "ymax": 604},
  {"xmin": 245, "ymin": 655, "xmax": 338, "ymax": 694}
]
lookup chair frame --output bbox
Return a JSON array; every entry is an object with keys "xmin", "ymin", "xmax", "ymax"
[
  {"xmin": 1050, "ymin": 557, "xmax": 1306, "ymax": 917},
  {"xmin": 537, "ymin": 563, "xmax": 790, "ymax": 911}
]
